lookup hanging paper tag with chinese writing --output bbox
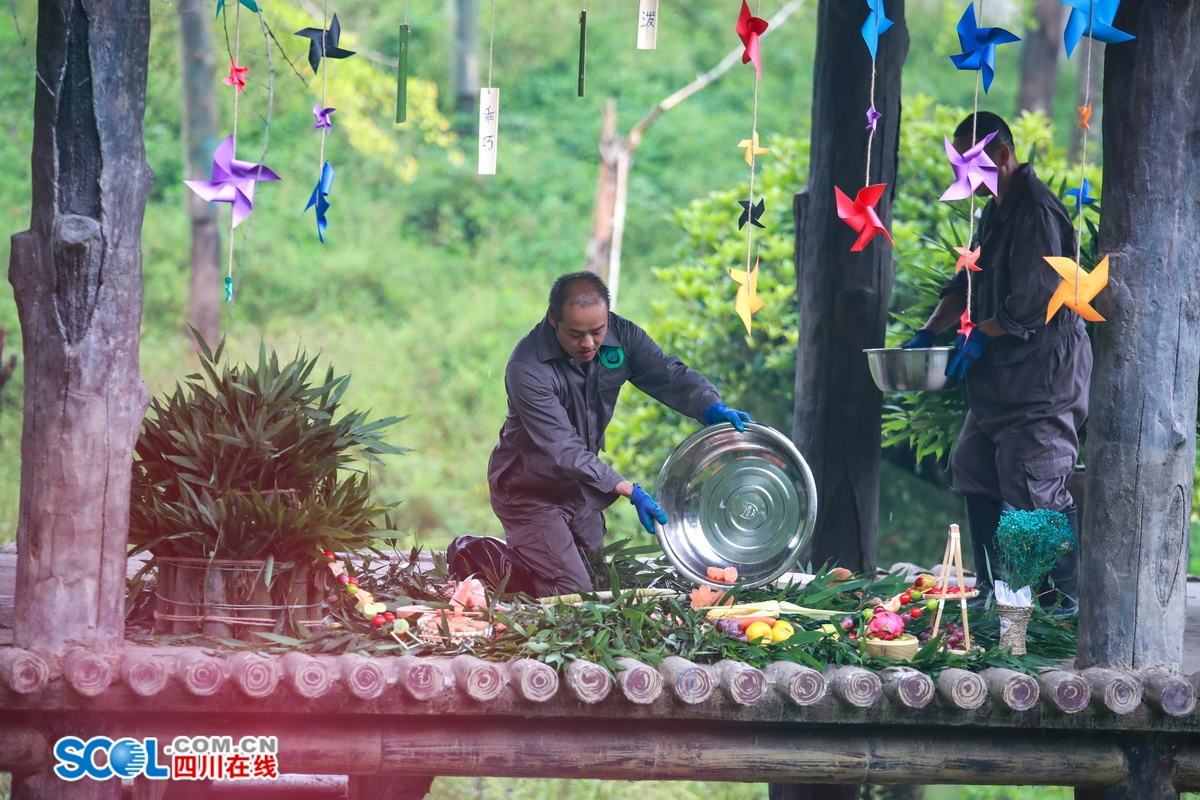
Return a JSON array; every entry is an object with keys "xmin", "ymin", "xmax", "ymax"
[
  {"xmin": 478, "ymin": 87, "xmax": 499, "ymax": 175},
  {"xmin": 637, "ymin": 0, "xmax": 658, "ymax": 50}
]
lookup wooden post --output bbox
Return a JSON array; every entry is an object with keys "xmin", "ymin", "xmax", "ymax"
[
  {"xmin": 63, "ymin": 648, "xmax": 113, "ymax": 698},
  {"xmin": 764, "ymin": 662, "xmax": 827, "ymax": 706},
  {"xmin": 826, "ymin": 665, "xmax": 882, "ymax": 708},
  {"xmin": 510, "ymin": 658, "xmax": 558, "ymax": 703},
  {"xmin": 121, "ymin": 652, "xmax": 172, "ymax": 698},
  {"xmin": 614, "ymin": 656, "xmax": 662, "ymax": 704},
  {"xmin": 880, "ymin": 666, "xmax": 934, "ymax": 709},
  {"xmin": 1038, "ymin": 669, "xmax": 1091, "ymax": 714},
  {"xmin": 1082, "ymin": 667, "xmax": 1143, "ymax": 716},
  {"xmin": 792, "ymin": 0, "xmax": 908, "ymax": 575},
  {"xmin": 396, "ymin": 655, "xmax": 444, "ymax": 701},
  {"xmin": 1078, "ymin": 0, "xmax": 1200, "ymax": 678},
  {"xmin": 1076, "ymin": 736, "xmax": 1182, "ymax": 800},
  {"xmin": 230, "ymin": 651, "xmax": 281, "ymax": 699},
  {"xmin": 0, "ymin": 649, "xmax": 51, "ymax": 695},
  {"xmin": 714, "ymin": 659, "xmax": 768, "ymax": 706},
  {"xmin": 565, "ymin": 658, "xmax": 612, "ymax": 704},
  {"xmin": 339, "ymin": 654, "xmax": 387, "ymax": 701},
  {"xmin": 450, "ymin": 654, "xmax": 505, "ymax": 702},
  {"xmin": 10, "ymin": 0, "xmax": 152, "ymax": 660},
  {"xmin": 936, "ymin": 667, "xmax": 987, "ymax": 710},
  {"xmin": 981, "ymin": 667, "xmax": 1040, "ymax": 712},
  {"xmin": 178, "ymin": 650, "xmax": 227, "ymax": 697}
]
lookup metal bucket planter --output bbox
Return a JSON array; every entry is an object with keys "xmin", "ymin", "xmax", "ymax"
[{"xmin": 153, "ymin": 557, "xmax": 328, "ymax": 640}]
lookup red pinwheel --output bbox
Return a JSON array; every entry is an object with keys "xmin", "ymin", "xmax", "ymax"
[
  {"xmin": 736, "ymin": 0, "xmax": 769, "ymax": 78},
  {"xmin": 222, "ymin": 59, "xmax": 249, "ymax": 94},
  {"xmin": 834, "ymin": 184, "xmax": 894, "ymax": 251}
]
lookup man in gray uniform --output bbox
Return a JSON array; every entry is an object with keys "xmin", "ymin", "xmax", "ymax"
[
  {"xmin": 905, "ymin": 112, "xmax": 1091, "ymax": 613},
  {"xmin": 489, "ymin": 272, "xmax": 750, "ymax": 597}
]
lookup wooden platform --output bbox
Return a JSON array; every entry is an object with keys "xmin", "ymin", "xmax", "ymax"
[{"xmin": 2, "ymin": 547, "xmax": 1198, "ymax": 792}]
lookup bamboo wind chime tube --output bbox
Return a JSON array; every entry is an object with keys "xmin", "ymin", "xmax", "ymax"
[
  {"xmin": 578, "ymin": 9, "xmax": 587, "ymax": 97},
  {"xmin": 396, "ymin": 24, "xmax": 409, "ymax": 124},
  {"xmin": 478, "ymin": 87, "xmax": 500, "ymax": 175},
  {"xmin": 637, "ymin": 0, "xmax": 658, "ymax": 50}
]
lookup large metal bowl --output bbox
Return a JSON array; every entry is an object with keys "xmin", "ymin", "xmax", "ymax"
[
  {"xmin": 864, "ymin": 346, "xmax": 955, "ymax": 392},
  {"xmin": 654, "ymin": 422, "xmax": 817, "ymax": 588}
]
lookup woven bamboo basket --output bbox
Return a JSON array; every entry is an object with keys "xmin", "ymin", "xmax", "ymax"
[
  {"xmin": 863, "ymin": 634, "xmax": 919, "ymax": 660},
  {"xmin": 416, "ymin": 612, "xmax": 493, "ymax": 646}
]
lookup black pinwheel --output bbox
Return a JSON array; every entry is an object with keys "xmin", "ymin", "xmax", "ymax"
[{"xmin": 295, "ymin": 13, "xmax": 356, "ymax": 74}]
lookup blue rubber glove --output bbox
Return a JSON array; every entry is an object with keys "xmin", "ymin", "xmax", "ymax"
[
  {"xmin": 901, "ymin": 329, "xmax": 936, "ymax": 349},
  {"xmin": 629, "ymin": 483, "xmax": 667, "ymax": 534},
  {"xmin": 703, "ymin": 401, "xmax": 751, "ymax": 432},
  {"xmin": 944, "ymin": 330, "xmax": 992, "ymax": 381}
]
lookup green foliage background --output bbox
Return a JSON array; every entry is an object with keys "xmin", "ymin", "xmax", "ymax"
[{"xmin": 0, "ymin": 0, "xmax": 1195, "ymax": 578}]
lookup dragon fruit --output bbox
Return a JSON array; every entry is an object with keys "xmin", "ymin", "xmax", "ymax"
[{"xmin": 867, "ymin": 609, "xmax": 905, "ymax": 641}]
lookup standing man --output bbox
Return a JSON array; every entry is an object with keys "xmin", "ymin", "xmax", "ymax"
[
  {"xmin": 488, "ymin": 272, "xmax": 751, "ymax": 597},
  {"xmin": 905, "ymin": 112, "xmax": 1090, "ymax": 614}
]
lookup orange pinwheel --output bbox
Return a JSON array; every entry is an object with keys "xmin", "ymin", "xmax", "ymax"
[{"xmin": 1044, "ymin": 255, "xmax": 1108, "ymax": 322}]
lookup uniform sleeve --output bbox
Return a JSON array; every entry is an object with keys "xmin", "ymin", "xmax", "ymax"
[
  {"xmin": 995, "ymin": 204, "xmax": 1074, "ymax": 340},
  {"xmin": 505, "ymin": 361, "xmax": 624, "ymax": 493},
  {"xmin": 620, "ymin": 321, "xmax": 722, "ymax": 423}
]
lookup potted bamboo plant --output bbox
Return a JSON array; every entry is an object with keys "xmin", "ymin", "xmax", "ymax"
[{"xmin": 128, "ymin": 336, "xmax": 408, "ymax": 639}]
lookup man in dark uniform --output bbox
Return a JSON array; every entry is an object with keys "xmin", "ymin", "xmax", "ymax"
[
  {"xmin": 905, "ymin": 112, "xmax": 1090, "ymax": 614},
  {"xmin": 488, "ymin": 272, "xmax": 751, "ymax": 597}
]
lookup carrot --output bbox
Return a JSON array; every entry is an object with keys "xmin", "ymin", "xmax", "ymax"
[
  {"xmin": 733, "ymin": 616, "xmax": 778, "ymax": 632},
  {"xmin": 723, "ymin": 566, "xmax": 739, "ymax": 584}
]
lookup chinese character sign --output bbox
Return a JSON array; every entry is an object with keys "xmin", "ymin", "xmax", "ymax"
[
  {"xmin": 478, "ymin": 87, "xmax": 500, "ymax": 175},
  {"xmin": 637, "ymin": 0, "xmax": 658, "ymax": 50}
]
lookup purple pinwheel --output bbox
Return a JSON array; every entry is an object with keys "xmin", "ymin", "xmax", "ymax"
[
  {"xmin": 949, "ymin": 3, "xmax": 1020, "ymax": 93},
  {"xmin": 312, "ymin": 103, "xmax": 336, "ymax": 131},
  {"xmin": 1065, "ymin": 177, "xmax": 1096, "ymax": 212},
  {"xmin": 304, "ymin": 161, "xmax": 335, "ymax": 243},
  {"xmin": 939, "ymin": 132, "xmax": 999, "ymax": 201},
  {"xmin": 184, "ymin": 135, "xmax": 281, "ymax": 228},
  {"xmin": 1061, "ymin": 0, "xmax": 1134, "ymax": 58},
  {"xmin": 861, "ymin": 0, "xmax": 893, "ymax": 60},
  {"xmin": 865, "ymin": 106, "xmax": 882, "ymax": 131}
]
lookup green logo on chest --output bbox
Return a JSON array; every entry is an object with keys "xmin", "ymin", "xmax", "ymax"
[{"xmin": 598, "ymin": 346, "xmax": 625, "ymax": 369}]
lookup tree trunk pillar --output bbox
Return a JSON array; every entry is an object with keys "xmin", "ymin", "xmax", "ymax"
[
  {"xmin": 9, "ymin": 0, "xmax": 152, "ymax": 659},
  {"xmin": 1077, "ymin": 0, "xmax": 1200, "ymax": 674},
  {"xmin": 792, "ymin": 0, "xmax": 908, "ymax": 574},
  {"xmin": 1076, "ymin": 736, "xmax": 1180, "ymax": 800}
]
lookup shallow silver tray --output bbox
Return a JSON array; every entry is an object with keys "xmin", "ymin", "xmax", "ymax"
[{"xmin": 654, "ymin": 422, "xmax": 817, "ymax": 588}]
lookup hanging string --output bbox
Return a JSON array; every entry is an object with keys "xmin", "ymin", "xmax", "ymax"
[
  {"xmin": 404, "ymin": 0, "xmax": 409, "ymax": 25},
  {"xmin": 962, "ymin": 0, "xmax": 986, "ymax": 327},
  {"xmin": 1072, "ymin": 1, "xmax": 1096, "ymax": 306},
  {"xmin": 225, "ymin": 1, "xmax": 244, "ymax": 298},
  {"xmin": 745, "ymin": 0, "xmax": 763, "ymax": 272},
  {"xmin": 863, "ymin": 6, "xmax": 879, "ymax": 188},
  {"xmin": 318, "ymin": 0, "xmax": 330, "ymax": 170},
  {"xmin": 487, "ymin": 0, "xmax": 496, "ymax": 88}
]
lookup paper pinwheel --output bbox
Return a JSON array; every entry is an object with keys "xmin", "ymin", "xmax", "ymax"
[
  {"xmin": 312, "ymin": 104, "xmax": 336, "ymax": 131},
  {"xmin": 1065, "ymin": 178, "xmax": 1096, "ymax": 212},
  {"xmin": 957, "ymin": 308, "xmax": 976, "ymax": 337},
  {"xmin": 296, "ymin": 13, "xmax": 356, "ymax": 74},
  {"xmin": 865, "ymin": 105, "xmax": 882, "ymax": 131},
  {"xmin": 939, "ymin": 132, "xmax": 999, "ymax": 201},
  {"xmin": 737, "ymin": 132, "xmax": 770, "ymax": 166},
  {"xmin": 1061, "ymin": 0, "xmax": 1134, "ymax": 58},
  {"xmin": 183, "ymin": 135, "xmax": 281, "ymax": 228},
  {"xmin": 861, "ymin": 0, "xmax": 894, "ymax": 59},
  {"xmin": 222, "ymin": 59, "xmax": 249, "ymax": 94},
  {"xmin": 949, "ymin": 3, "xmax": 1020, "ymax": 93},
  {"xmin": 954, "ymin": 246, "xmax": 981, "ymax": 272},
  {"xmin": 738, "ymin": 198, "xmax": 766, "ymax": 230},
  {"xmin": 304, "ymin": 161, "xmax": 335, "ymax": 243},
  {"xmin": 1044, "ymin": 255, "xmax": 1108, "ymax": 322},
  {"xmin": 215, "ymin": 0, "xmax": 260, "ymax": 18},
  {"xmin": 1077, "ymin": 104, "xmax": 1092, "ymax": 130},
  {"xmin": 737, "ymin": 0, "xmax": 770, "ymax": 79},
  {"xmin": 835, "ymin": 184, "xmax": 894, "ymax": 251},
  {"xmin": 730, "ymin": 261, "xmax": 767, "ymax": 334}
]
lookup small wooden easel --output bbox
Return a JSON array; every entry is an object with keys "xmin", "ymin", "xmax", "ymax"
[{"xmin": 928, "ymin": 523, "xmax": 972, "ymax": 651}]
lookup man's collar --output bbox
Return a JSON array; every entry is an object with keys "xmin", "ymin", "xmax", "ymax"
[{"xmin": 992, "ymin": 162, "xmax": 1033, "ymax": 220}]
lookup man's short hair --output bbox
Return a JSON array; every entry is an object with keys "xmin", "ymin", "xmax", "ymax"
[
  {"xmin": 548, "ymin": 272, "xmax": 610, "ymax": 321},
  {"xmin": 954, "ymin": 111, "xmax": 1015, "ymax": 158}
]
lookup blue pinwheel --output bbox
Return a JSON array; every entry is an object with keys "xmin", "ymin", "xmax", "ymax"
[
  {"xmin": 949, "ymin": 3, "xmax": 1021, "ymax": 93},
  {"xmin": 1065, "ymin": 178, "xmax": 1097, "ymax": 213},
  {"xmin": 1060, "ymin": 0, "xmax": 1135, "ymax": 58},
  {"xmin": 862, "ymin": 0, "xmax": 894, "ymax": 59},
  {"xmin": 304, "ymin": 161, "xmax": 335, "ymax": 243}
]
